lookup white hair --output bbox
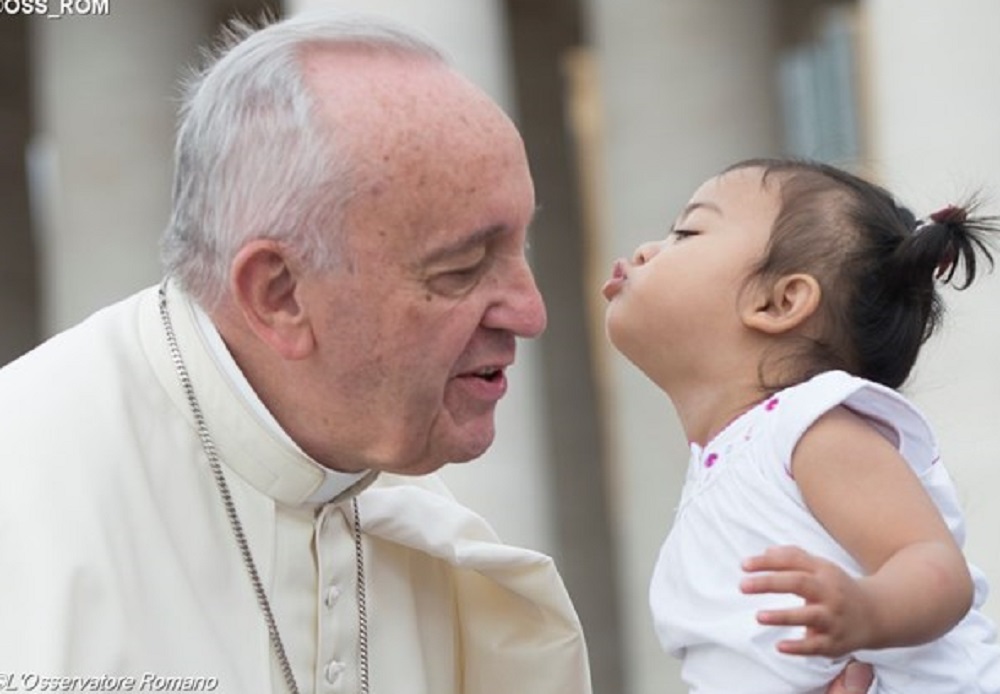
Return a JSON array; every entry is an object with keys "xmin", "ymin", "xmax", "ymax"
[{"xmin": 160, "ymin": 10, "xmax": 446, "ymax": 307}]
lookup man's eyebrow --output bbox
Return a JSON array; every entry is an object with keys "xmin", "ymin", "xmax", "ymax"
[
  {"xmin": 420, "ymin": 224, "xmax": 508, "ymax": 265},
  {"xmin": 420, "ymin": 205, "xmax": 538, "ymax": 265}
]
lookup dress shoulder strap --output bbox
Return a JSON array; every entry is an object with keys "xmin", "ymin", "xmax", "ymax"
[{"xmin": 764, "ymin": 370, "xmax": 939, "ymax": 476}]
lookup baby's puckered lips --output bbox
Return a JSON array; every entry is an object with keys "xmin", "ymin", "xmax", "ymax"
[{"xmin": 602, "ymin": 258, "xmax": 628, "ymax": 300}]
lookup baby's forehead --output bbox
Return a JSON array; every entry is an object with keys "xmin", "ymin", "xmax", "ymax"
[
  {"xmin": 693, "ymin": 167, "xmax": 778, "ymax": 198},
  {"xmin": 681, "ymin": 168, "xmax": 783, "ymax": 220}
]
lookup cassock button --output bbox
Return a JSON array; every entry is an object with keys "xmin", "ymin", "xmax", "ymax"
[
  {"xmin": 324, "ymin": 585, "xmax": 341, "ymax": 609},
  {"xmin": 324, "ymin": 660, "xmax": 345, "ymax": 685}
]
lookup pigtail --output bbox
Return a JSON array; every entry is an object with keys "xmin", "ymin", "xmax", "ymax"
[
  {"xmin": 896, "ymin": 201, "xmax": 997, "ymax": 288},
  {"xmin": 923, "ymin": 203, "xmax": 998, "ymax": 288},
  {"xmin": 849, "ymin": 197, "xmax": 998, "ymax": 387},
  {"xmin": 882, "ymin": 199, "xmax": 998, "ymax": 344}
]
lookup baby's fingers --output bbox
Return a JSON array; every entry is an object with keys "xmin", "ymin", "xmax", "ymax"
[
  {"xmin": 756, "ymin": 604, "xmax": 831, "ymax": 631},
  {"xmin": 742, "ymin": 545, "xmax": 820, "ymax": 573},
  {"xmin": 740, "ymin": 571, "xmax": 822, "ymax": 601},
  {"xmin": 760, "ymin": 608, "xmax": 847, "ymax": 657},
  {"xmin": 775, "ymin": 634, "xmax": 839, "ymax": 657}
]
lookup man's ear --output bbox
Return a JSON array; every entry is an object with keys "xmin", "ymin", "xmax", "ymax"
[
  {"xmin": 742, "ymin": 273, "xmax": 822, "ymax": 335},
  {"xmin": 229, "ymin": 240, "xmax": 315, "ymax": 360}
]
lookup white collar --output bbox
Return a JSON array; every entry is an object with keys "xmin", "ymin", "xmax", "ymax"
[{"xmin": 189, "ymin": 298, "xmax": 368, "ymax": 504}]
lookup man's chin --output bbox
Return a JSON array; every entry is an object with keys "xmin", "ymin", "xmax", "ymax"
[
  {"xmin": 430, "ymin": 426, "xmax": 496, "ymax": 471},
  {"xmin": 454, "ymin": 423, "xmax": 496, "ymax": 461},
  {"xmin": 378, "ymin": 438, "xmax": 492, "ymax": 477},
  {"xmin": 379, "ymin": 414, "xmax": 496, "ymax": 475}
]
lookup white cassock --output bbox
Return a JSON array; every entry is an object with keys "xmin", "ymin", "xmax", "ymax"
[{"xmin": 0, "ymin": 281, "xmax": 592, "ymax": 694}]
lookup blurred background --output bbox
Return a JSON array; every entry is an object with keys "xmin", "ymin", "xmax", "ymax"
[{"xmin": 2, "ymin": 1, "xmax": 998, "ymax": 692}]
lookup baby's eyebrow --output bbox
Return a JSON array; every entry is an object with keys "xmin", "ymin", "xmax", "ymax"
[
  {"xmin": 672, "ymin": 201, "xmax": 723, "ymax": 230},
  {"xmin": 678, "ymin": 201, "xmax": 723, "ymax": 222}
]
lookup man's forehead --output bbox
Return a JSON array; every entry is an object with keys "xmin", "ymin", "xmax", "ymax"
[{"xmin": 301, "ymin": 47, "xmax": 455, "ymax": 115}]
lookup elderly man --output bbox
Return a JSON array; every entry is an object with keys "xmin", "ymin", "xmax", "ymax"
[{"xmin": 0, "ymin": 9, "xmax": 872, "ymax": 694}]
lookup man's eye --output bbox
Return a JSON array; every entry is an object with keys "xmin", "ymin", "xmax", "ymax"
[
  {"xmin": 447, "ymin": 265, "xmax": 482, "ymax": 280},
  {"xmin": 429, "ymin": 264, "xmax": 484, "ymax": 296}
]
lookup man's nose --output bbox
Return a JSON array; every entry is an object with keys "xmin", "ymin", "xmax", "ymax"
[{"xmin": 484, "ymin": 261, "xmax": 547, "ymax": 338}]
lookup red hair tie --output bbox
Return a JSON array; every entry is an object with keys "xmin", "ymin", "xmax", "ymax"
[{"xmin": 929, "ymin": 205, "xmax": 967, "ymax": 226}]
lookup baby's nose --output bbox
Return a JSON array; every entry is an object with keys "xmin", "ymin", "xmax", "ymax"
[{"xmin": 632, "ymin": 241, "xmax": 661, "ymax": 265}]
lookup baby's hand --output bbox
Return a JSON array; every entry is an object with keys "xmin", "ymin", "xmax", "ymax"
[{"xmin": 741, "ymin": 545, "xmax": 874, "ymax": 658}]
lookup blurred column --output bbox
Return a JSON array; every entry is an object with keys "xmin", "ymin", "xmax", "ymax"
[
  {"xmin": 286, "ymin": 0, "xmax": 557, "ymax": 556},
  {"xmin": 31, "ymin": 0, "xmax": 212, "ymax": 334},
  {"xmin": 583, "ymin": 1, "xmax": 781, "ymax": 692},
  {"xmin": 0, "ymin": 13, "xmax": 39, "ymax": 365},
  {"xmin": 863, "ymin": 0, "xmax": 1000, "ymax": 626},
  {"xmin": 505, "ymin": 2, "xmax": 624, "ymax": 692}
]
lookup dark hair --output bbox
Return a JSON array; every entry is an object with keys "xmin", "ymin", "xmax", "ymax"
[{"xmin": 726, "ymin": 157, "xmax": 998, "ymax": 389}]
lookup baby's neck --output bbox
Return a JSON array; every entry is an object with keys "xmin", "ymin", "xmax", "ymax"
[{"xmin": 669, "ymin": 379, "xmax": 770, "ymax": 447}]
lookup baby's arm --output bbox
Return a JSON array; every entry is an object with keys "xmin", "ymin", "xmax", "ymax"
[{"xmin": 740, "ymin": 405, "xmax": 973, "ymax": 657}]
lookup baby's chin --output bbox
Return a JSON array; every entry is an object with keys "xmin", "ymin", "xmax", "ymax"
[
  {"xmin": 603, "ymin": 305, "xmax": 631, "ymax": 349},
  {"xmin": 604, "ymin": 314, "xmax": 647, "ymax": 364}
]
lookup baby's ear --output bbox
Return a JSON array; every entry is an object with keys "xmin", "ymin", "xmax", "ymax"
[{"xmin": 742, "ymin": 273, "xmax": 821, "ymax": 335}]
